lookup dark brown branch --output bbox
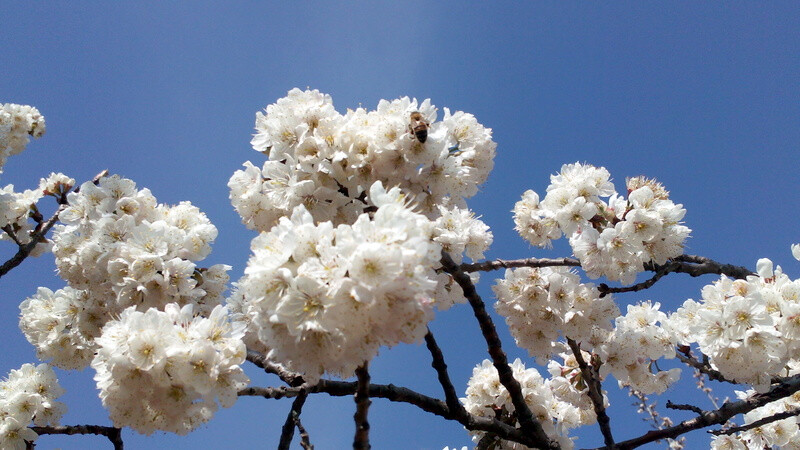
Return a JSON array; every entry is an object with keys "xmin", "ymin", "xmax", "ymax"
[
  {"xmin": 31, "ymin": 425, "xmax": 123, "ymax": 450},
  {"xmin": 567, "ymin": 338, "xmax": 614, "ymax": 448},
  {"xmin": 672, "ymin": 255, "xmax": 754, "ymax": 280},
  {"xmin": 710, "ymin": 406, "xmax": 800, "ymax": 436},
  {"xmin": 239, "ymin": 385, "xmax": 300, "ymax": 400},
  {"xmin": 598, "ymin": 261, "xmax": 681, "ymax": 297},
  {"xmin": 278, "ymin": 389, "xmax": 308, "ymax": 450},
  {"xmin": 240, "ymin": 380, "xmax": 540, "ymax": 447},
  {"xmin": 353, "ymin": 363, "xmax": 371, "ymax": 450},
  {"xmin": 424, "ymin": 329, "xmax": 468, "ymax": 421},
  {"xmin": 585, "ymin": 372, "xmax": 800, "ymax": 450},
  {"xmin": 441, "ymin": 251, "xmax": 559, "ymax": 449},
  {"xmin": 460, "ymin": 257, "xmax": 581, "ymax": 273},
  {"xmin": 460, "ymin": 254, "xmax": 754, "ymax": 283},
  {"xmin": 666, "ymin": 400, "xmax": 704, "ymax": 415},
  {"xmin": 0, "ymin": 204, "xmax": 66, "ymax": 279}
]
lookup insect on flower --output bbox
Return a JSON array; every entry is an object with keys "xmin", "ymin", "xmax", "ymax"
[{"xmin": 408, "ymin": 111, "xmax": 430, "ymax": 143}]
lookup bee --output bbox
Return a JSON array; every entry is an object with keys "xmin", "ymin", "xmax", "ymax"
[{"xmin": 408, "ymin": 111, "xmax": 430, "ymax": 143}]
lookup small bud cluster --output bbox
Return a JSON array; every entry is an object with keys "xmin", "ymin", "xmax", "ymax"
[
  {"xmin": 229, "ymin": 88, "xmax": 496, "ymax": 231},
  {"xmin": 461, "ymin": 358, "xmax": 582, "ymax": 449},
  {"xmin": 668, "ymin": 258, "xmax": 800, "ymax": 391},
  {"xmin": 598, "ymin": 301, "xmax": 680, "ymax": 394},
  {"xmin": 20, "ymin": 175, "xmax": 230, "ymax": 371},
  {"xmin": 0, "ymin": 363, "xmax": 65, "ymax": 449},
  {"xmin": 229, "ymin": 183, "xmax": 443, "ymax": 381},
  {"xmin": 0, "ymin": 103, "xmax": 45, "ymax": 171},
  {"xmin": 493, "ymin": 267, "xmax": 619, "ymax": 363},
  {"xmin": 91, "ymin": 304, "xmax": 248, "ymax": 435},
  {"xmin": 513, "ymin": 163, "xmax": 690, "ymax": 284}
]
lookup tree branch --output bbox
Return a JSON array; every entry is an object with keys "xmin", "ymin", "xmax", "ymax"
[
  {"xmin": 353, "ymin": 362, "xmax": 371, "ymax": 450},
  {"xmin": 240, "ymin": 380, "xmax": 541, "ymax": 447},
  {"xmin": 567, "ymin": 338, "xmax": 614, "ymax": 448},
  {"xmin": 424, "ymin": 329, "xmax": 468, "ymax": 421},
  {"xmin": 441, "ymin": 251, "xmax": 559, "ymax": 449},
  {"xmin": 278, "ymin": 389, "xmax": 308, "ymax": 450},
  {"xmin": 460, "ymin": 256, "xmax": 581, "ymax": 273},
  {"xmin": 246, "ymin": 350, "xmax": 305, "ymax": 387},
  {"xmin": 31, "ymin": 425, "xmax": 123, "ymax": 450}
]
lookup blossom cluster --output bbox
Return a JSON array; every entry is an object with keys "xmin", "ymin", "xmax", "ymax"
[
  {"xmin": 493, "ymin": 266, "xmax": 619, "ymax": 363},
  {"xmin": 229, "ymin": 88, "xmax": 496, "ymax": 231},
  {"xmin": 598, "ymin": 301, "xmax": 680, "ymax": 394},
  {"xmin": 20, "ymin": 175, "xmax": 229, "ymax": 370},
  {"xmin": 0, "ymin": 103, "xmax": 45, "ymax": 171},
  {"xmin": 0, "ymin": 363, "xmax": 65, "ymax": 449},
  {"xmin": 229, "ymin": 183, "xmax": 444, "ymax": 381},
  {"xmin": 91, "ymin": 304, "xmax": 248, "ymax": 435},
  {"xmin": 461, "ymin": 358, "xmax": 594, "ymax": 449},
  {"xmin": 668, "ymin": 258, "xmax": 800, "ymax": 391},
  {"xmin": 513, "ymin": 163, "xmax": 690, "ymax": 284},
  {"xmin": 0, "ymin": 105, "xmax": 69, "ymax": 253}
]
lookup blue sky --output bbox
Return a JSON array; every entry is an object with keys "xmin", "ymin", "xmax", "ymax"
[{"xmin": 2, "ymin": 3, "xmax": 800, "ymax": 449}]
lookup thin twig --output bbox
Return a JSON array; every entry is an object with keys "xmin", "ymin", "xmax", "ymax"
[
  {"xmin": 31, "ymin": 425, "xmax": 123, "ymax": 450},
  {"xmin": 278, "ymin": 389, "xmax": 308, "ymax": 450},
  {"xmin": 567, "ymin": 338, "xmax": 614, "ymax": 448},
  {"xmin": 441, "ymin": 251, "xmax": 558, "ymax": 450},
  {"xmin": 296, "ymin": 416, "xmax": 313, "ymax": 450},
  {"xmin": 710, "ymin": 406, "xmax": 800, "ymax": 435},
  {"xmin": 424, "ymin": 329, "xmax": 468, "ymax": 421},
  {"xmin": 353, "ymin": 362, "xmax": 371, "ymax": 450}
]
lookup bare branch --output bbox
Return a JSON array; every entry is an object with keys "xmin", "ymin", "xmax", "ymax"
[
  {"xmin": 566, "ymin": 338, "xmax": 614, "ymax": 448},
  {"xmin": 353, "ymin": 363, "xmax": 371, "ymax": 450},
  {"xmin": 460, "ymin": 254, "xmax": 754, "ymax": 283},
  {"xmin": 31, "ymin": 425, "xmax": 123, "ymax": 450},
  {"xmin": 666, "ymin": 401, "xmax": 705, "ymax": 415},
  {"xmin": 238, "ymin": 386, "xmax": 301, "ymax": 400},
  {"xmin": 460, "ymin": 256, "xmax": 580, "ymax": 273},
  {"xmin": 671, "ymin": 255, "xmax": 754, "ymax": 280},
  {"xmin": 710, "ymin": 406, "xmax": 800, "ymax": 435},
  {"xmin": 278, "ymin": 389, "xmax": 308, "ymax": 450},
  {"xmin": 441, "ymin": 251, "xmax": 559, "ymax": 449},
  {"xmin": 424, "ymin": 329, "xmax": 468, "ymax": 421}
]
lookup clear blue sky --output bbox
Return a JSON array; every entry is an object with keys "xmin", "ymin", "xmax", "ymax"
[{"xmin": 2, "ymin": 3, "xmax": 799, "ymax": 449}]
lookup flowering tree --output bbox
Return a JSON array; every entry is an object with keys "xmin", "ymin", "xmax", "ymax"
[{"xmin": 2, "ymin": 91, "xmax": 800, "ymax": 449}]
